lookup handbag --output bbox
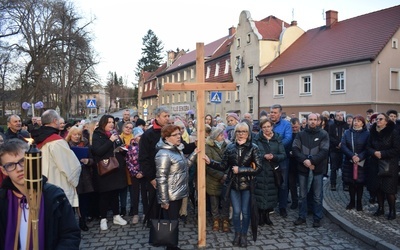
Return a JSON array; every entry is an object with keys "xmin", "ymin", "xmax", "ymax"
[
  {"xmin": 97, "ymin": 144, "xmax": 119, "ymax": 176},
  {"xmin": 377, "ymin": 159, "xmax": 391, "ymax": 177},
  {"xmin": 149, "ymin": 210, "xmax": 179, "ymax": 247}
]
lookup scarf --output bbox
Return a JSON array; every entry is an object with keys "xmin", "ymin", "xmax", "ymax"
[
  {"xmin": 5, "ymin": 190, "xmax": 45, "ymax": 250},
  {"xmin": 214, "ymin": 140, "xmax": 224, "ymax": 149},
  {"xmin": 120, "ymin": 133, "xmax": 134, "ymax": 146}
]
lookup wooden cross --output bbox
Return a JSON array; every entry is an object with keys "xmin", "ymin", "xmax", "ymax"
[{"xmin": 164, "ymin": 43, "xmax": 236, "ymax": 248}]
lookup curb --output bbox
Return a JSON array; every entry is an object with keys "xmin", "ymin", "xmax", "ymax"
[{"xmin": 323, "ymin": 197, "xmax": 400, "ymax": 250}]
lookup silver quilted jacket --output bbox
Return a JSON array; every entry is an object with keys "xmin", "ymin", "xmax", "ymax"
[{"xmin": 155, "ymin": 138, "xmax": 197, "ymax": 205}]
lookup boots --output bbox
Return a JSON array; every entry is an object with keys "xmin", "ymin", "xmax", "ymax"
[
  {"xmin": 79, "ymin": 217, "xmax": 89, "ymax": 231},
  {"xmin": 258, "ymin": 209, "xmax": 265, "ymax": 226},
  {"xmin": 222, "ymin": 219, "xmax": 230, "ymax": 232},
  {"xmin": 240, "ymin": 233, "xmax": 248, "ymax": 247},
  {"xmin": 346, "ymin": 184, "xmax": 355, "ymax": 210},
  {"xmin": 232, "ymin": 232, "xmax": 241, "ymax": 246},
  {"xmin": 212, "ymin": 219, "xmax": 220, "ymax": 231},
  {"xmin": 387, "ymin": 194, "xmax": 396, "ymax": 220},
  {"xmin": 264, "ymin": 210, "xmax": 273, "ymax": 226},
  {"xmin": 373, "ymin": 206, "xmax": 384, "ymax": 216}
]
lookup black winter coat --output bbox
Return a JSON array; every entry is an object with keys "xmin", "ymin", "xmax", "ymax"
[
  {"xmin": 252, "ymin": 131, "xmax": 285, "ymax": 210},
  {"xmin": 91, "ymin": 128, "xmax": 127, "ymax": 193},
  {"xmin": 209, "ymin": 140, "xmax": 262, "ymax": 192},
  {"xmin": 0, "ymin": 177, "xmax": 81, "ymax": 249},
  {"xmin": 328, "ymin": 120, "xmax": 348, "ymax": 152},
  {"xmin": 340, "ymin": 128, "xmax": 369, "ymax": 184},
  {"xmin": 366, "ymin": 122, "xmax": 400, "ymax": 194},
  {"xmin": 138, "ymin": 125, "xmax": 161, "ymax": 181},
  {"xmin": 292, "ymin": 127, "xmax": 330, "ymax": 176}
]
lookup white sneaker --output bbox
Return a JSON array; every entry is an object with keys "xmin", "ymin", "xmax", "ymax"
[
  {"xmin": 100, "ymin": 218, "xmax": 108, "ymax": 230},
  {"xmin": 132, "ymin": 215, "xmax": 139, "ymax": 224},
  {"xmin": 113, "ymin": 215, "xmax": 127, "ymax": 226}
]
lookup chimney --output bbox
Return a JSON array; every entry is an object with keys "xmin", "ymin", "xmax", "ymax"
[
  {"xmin": 326, "ymin": 10, "xmax": 338, "ymax": 27},
  {"xmin": 167, "ymin": 50, "xmax": 176, "ymax": 67},
  {"xmin": 290, "ymin": 20, "xmax": 297, "ymax": 26},
  {"xmin": 229, "ymin": 26, "xmax": 236, "ymax": 36}
]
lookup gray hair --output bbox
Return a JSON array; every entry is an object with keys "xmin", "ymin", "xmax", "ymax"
[
  {"xmin": 41, "ymin": 109, "xmax": 60, "ymax": 125},
  {"xmin": 154, "ymin": 106, "xmax": 170, "ymax": 117},
  {"xmin": 270, "ymin": 104, "xmax": 282, "ymax": 111},
  {"xmin": 7, "ymin": 114, "xmax": 20, "ymax": 123}
]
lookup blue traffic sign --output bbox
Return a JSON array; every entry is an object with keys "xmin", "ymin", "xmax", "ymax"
[
  {"xmin": 210, "ymin": 92, "xmax": 222, "ymax": 103},
  {"xmin": 86, "ymin": 99, "xmax": 97, "ymax": 108}
]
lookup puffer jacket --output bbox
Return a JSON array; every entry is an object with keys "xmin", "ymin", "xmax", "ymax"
[
  {"xmin": 252, "ymin": 131, "xmax": 286, "ymax": 210},
  {"xmin": 209, "ymin": 139, "xmax": 262, "ymax": 191},
  {"xmin": 205, "ymin": 137, "xmax": 229, "ymax": 196},
  {"xmin": 341, "ymin": 127, "xmax": 369, "ymax": 184},
  {"xmin": 155, "ymin": 139, "xmax": 197, "ymax": 205},
  {"xmin": 292, "ymin": 127, "xmax": 330, "ymax": 176}
]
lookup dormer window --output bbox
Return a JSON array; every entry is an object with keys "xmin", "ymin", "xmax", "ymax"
[{"xmin": 392, "ymin": 38, "xmax": 398, "ymax": 49}]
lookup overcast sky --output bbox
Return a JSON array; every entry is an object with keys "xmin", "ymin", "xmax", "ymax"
[{"xmin": 73, "ymin": 0, "xmax": 400, "ymax": 86}]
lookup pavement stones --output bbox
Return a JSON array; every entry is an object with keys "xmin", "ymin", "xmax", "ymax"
[{"xmin": 79, "ymin": 172, "xmax": 399, "ymax": 249}]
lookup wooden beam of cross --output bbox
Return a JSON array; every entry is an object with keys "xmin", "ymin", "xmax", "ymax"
[{"xmin": 164, "ymin": 43, "xmax": 236, "ymax": 248}]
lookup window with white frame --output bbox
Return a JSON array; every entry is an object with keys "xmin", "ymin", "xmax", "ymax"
[
  {"xmin": 172, "ymin": 94, "xmax": 175, "ymax": 103},
  {"xmin": 167, "ymin": 95, "xmax": 170, "ymax": 104},
  {"xmin": 166, "ymin": 76, "xmax": 169, "ymax": 83},
  {"xmin": 178, "ymin": 93, "xmax": 181, "ymax": 102},
  {"xmin": 331, "ymin": 69, "xmax": 345, "ymax": 93},
  {"xmin": 177, "ymin": 72, "xmax": 180, "ymax": 82},
  {"xmin": 226, "ymin": 91, "xmax": 231, "ymax": 102},
  {"xmin": 274, "ymin": 79, "xmax": 284, "ymax": 97},
  {"xmin": 390, "ymin": 68, "xmax": 400, "ymax": 90},
  {"xmin": 190, "ymin": 69, "xmax": 194, "ymax": 79},
  {"xmin": 190, "ymin": 91, "xmax": 195, "ymax": 102},
  {"xmin": 237, "ymin": 38, "xmax": 241, "ymax": 48},
  {"xmin": 144, "ymin": 83, "xmax": 147, "ymax": 92},
  {"xmin": 162, "ymin": 96, "xmax": 165, "ymax": 104},
  {"xmin": 172, "ymin": 75, "xmax": 175, "ymax": 83},
  {"xmin": 149, "ymin": 82, "xmax": 152, "ymax": 90},
  {"xmin": 150, "ymin": 98, "xmax": 153, "ymax": 105},
  {"xmin": 224, "ymin": 59, "xmax": 230, "ymax": 74},
  {"xmin": 184, "ymin": 92, "xmax": 187, "ymax": 102},
  {"xmin": 248, "ymin": 66, "xmax": 254, "ymax": 83},
  {"xmin": 235, "ymin": 85, "xmax": 240, "ymax": 101},
  {"xmin": 300, "ymin": 75, "xmax": 312, "ymax": 95},
  {"xmin": 215, "ymin": 63, "xmax": 220, "ymax": 77},
  {"xmin": 184, "ymin": 70, "xmax": 187, "ymax": 81},
  {"xmin": 392, "ymin": 38, "xmax": 398, "ymax": 49},
  {"xmin": 248, "ymin": 96, "xmax": 254, "ymax": 113},
  {"xmin": 206, "ymin": 66, "xmax": 211, "ymax": 79}
]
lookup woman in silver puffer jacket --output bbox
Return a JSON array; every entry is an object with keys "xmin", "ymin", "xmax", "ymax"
[{"xmin": 155, "ymin": 124, "xmax": 198, "ymax": 250}]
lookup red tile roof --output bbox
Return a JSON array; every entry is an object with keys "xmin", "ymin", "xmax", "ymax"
[
  {"xmin": 259, "ymin": 5, "xmax": 400, "ymax": 77},
  {"xmin": 162, "ymin": 36, "xmax": 230, "ymax": 73},
  {"xmin": 255, "ymin": 15, "xmax": 290, "ymax": 41}
]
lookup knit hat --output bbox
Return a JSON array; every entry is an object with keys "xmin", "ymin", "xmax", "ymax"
[
  {"xmin": 133, "ymin": 127, "xmax": 144, "ymax": 138},
  {"xmin": 210, "ymin": 127, "xmax": 224, "ymax": 140},
  {"xmin": 227, "ymin": 113, "xmax": 240, "ymax": 122}
]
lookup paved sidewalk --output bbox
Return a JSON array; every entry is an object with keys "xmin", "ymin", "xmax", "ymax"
[{"xmin": 323, "ymin": 177, "xmax": 400, "ymax": 250}]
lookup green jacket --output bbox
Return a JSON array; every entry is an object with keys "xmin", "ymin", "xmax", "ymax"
[
  {"xmin": 205, "ymin": 138, "xmax": 228, "ymax": 196},
  {"xmin": 252, "ymin": 131, "xmax": 286, "ymax": 210}
]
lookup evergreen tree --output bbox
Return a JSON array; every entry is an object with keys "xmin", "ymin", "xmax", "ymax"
[{"xmin": 135, "ymin": 29, "xmax": 164, "ymax": 78}]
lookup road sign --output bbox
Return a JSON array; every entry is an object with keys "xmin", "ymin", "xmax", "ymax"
[
  {"xmin": 143, "ymin": 108, "xmax": 148, "ymax": 115},
  {"xmin": 86, "ymin": 99, "xmax": 97, "ymax": 108},
  {"xmin": 210, "ymin": 92, "xmax": 222, "ymax": 103}
]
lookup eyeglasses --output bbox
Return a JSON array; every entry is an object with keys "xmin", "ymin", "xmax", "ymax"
[
  {"xmin": 236, "ymin": 130, "xmax": 248, "ymax": 134},
  {"xmin": 124, "ymin": 127, "xmax": 133, "ymax": 130},
  {"xmin": 377, "ymin": 118, "xmax": 385, "ymax": 121},
  {"xmin": 2, "ymin": 157, "xmax": 25, "ymax": 172},
  {"xmin": 170, "ymin": 133, "xmax": 181, "ymax": 137}
]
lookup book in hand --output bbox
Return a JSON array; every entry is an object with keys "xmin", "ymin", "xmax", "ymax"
[
  {"xmin": 114, "ymin": 146, "xmax": 128, "ymax": 153},
  {"xmin": 70, "ymin": 146, "xmax": 89, "ymax": 160}
]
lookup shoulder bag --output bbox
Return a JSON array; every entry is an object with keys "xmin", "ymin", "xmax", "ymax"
[
  {"xmin": 377, "ymin": 159, "xmax": 390, "ymax": 177},
  {"xmin": 97, "ymin": 144, "xmax": 119, "ymax": 176}
]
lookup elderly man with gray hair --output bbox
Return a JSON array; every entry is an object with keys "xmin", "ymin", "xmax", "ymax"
[{"xmin": 31, "ymin": 109, "xmax": 81, "ymax": 208}]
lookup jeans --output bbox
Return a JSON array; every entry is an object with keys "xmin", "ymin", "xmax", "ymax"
[
  {"xmin": 278, "ymin": 158, "xmax": 289, "ymax": 209},
  {"xmin": 230, "ymin": 189, "xmax": 250, "ymax": 234},
  {"xmin": 329, "ymin": 151, "xmax": 343, "ymax": 185},
  {"xmin": 298, "ymin": 173, "xmax": 323, "ymax": 221}
]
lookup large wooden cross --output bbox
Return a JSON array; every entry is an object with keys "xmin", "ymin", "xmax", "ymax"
[{"xmin": 164, "ymin": 43, "xmax": 236, "ymax": 248}]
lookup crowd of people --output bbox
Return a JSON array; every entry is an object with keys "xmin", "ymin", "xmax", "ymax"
[{"xmin": 0, "ymin": 105, "xmax": 399, "ymax": 249}]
